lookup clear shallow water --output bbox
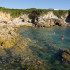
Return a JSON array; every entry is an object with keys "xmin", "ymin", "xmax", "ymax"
[{"xmin": 18, "ymin": 27, "xmax": 70, "ymax": 70}]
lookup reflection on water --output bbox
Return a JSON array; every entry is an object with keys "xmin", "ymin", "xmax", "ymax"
[{"xmin": 18, "ymin": 27, "xmax": 70, "ymax": 70}]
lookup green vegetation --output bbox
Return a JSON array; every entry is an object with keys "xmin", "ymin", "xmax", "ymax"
[
  {"xmin": 0, "ymin": 7, "xmax": 50, "ymax": 18},
  {"xmin": 53, "ymin": 10, "xmax": 68, "ymax": 18},
  {"xmin": 0, "ymin": 7, "xmax": 70, "ymax": 18},
  {"xmin": 31, "ymin": 9, "xmax": 50, "ymax": 17},
  {"xmin": 68, "ymin": 10, "xmax": 70, "ymax": 18},
  {"xmin": 0, "ymin": 7, "xmax": 37, "ymax": 18},
  {"xmin": 29, "ymin": 9, "xmax": 50, "ymax": 23}
]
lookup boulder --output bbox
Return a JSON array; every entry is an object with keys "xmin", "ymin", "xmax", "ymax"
[
  {"xmin": 0, "ymin": 25, "xmax": 19, "ymax": 49},
  {"xmin": 62, "ymin": 50, "xmax": 70, "ymax": 62}
]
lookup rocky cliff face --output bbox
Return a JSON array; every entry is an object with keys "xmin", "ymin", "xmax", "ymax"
[
  {"xmin": 8, "ymin": 14, "xmax": 32, "ymax": 26},
  {"xmin": 0, "ymin": 12, "xmax": 12, "ymax": 22},
  {"xmin": 11, "ymin": 14, "xmax": 32, "ymax": 24},
  {"xmin": 35, "ymin": 11, "xmax": 68, "ymax": 27},
  {"xmin": 0, "ymin": 11, "xmax": 69, "ymax": 27},
  {"xmin": 0, "ymin": 12, "xmax": 31, "ymax": 23},
  {"xmin": 0, "ymin": 12, "xmax": 32, "ymax": 27}
]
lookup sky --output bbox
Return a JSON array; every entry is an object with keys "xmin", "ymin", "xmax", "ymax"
[{"xmin": 0, "ymin": 0, "xmax": 70, "ymax": 10}]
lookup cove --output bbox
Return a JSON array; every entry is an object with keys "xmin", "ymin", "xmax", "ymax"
[{"xmin": 17, "ymin": 26, "xmax": 70, "ymax": 70}]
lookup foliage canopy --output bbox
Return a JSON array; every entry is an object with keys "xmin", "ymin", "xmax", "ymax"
[{"xmin": 0, "ymin": 7, "xmax": 69, "ymax": 18}]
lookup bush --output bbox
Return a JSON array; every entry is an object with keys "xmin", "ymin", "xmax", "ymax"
[
  {"xmin": 53, "ymin": 10, "xmax": 68, "ymax": 18},
  {"xmin": 68, "ymin": 10, "xmax": 70, "ymax": 18},
  {"xmin": 0, "ymin": 7, "xmax": 68, "ymax": 18}
]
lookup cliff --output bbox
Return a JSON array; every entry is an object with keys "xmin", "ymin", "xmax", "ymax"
[
  {"xmin": 35, "ymin": 11, "xmax": 68, "ymax": 27},
  {"xmin": 0, "ymin": 12, "xmax": 32, "ymax": 27},
  {"xmin": 0, "ymin": 12, "xmax": 12, "ymax": 22},
  {"xmin": 0, "ymin": 7, "xmax": 70, "ymax": 27}
]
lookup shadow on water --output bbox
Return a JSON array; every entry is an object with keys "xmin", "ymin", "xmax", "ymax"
[
  {"xmin": 3, "ymin": 48, "xmax": 12, "ymax": 57},
  {"xmin": 49, "ymin": 49, "xmax": 70, "ymax": 70},
  {"xmin": 50, "ymin": 49, "xmax": 64, "ymax": 64}
]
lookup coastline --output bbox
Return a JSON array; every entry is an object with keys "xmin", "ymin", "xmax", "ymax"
[
  {"xmin": 0, "ymin": 24, "xmax": 48, "ymax": 70},
  {"xmin": 0, "ymin": 22, "xmax": 70, "ymax": 70},
  {"xmin": 0, "ymin": 9, "xmax": 70, "ymax": 70}
]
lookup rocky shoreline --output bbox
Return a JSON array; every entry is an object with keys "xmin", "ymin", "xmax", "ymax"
[
  {"xmin": 0, "ymin": 24, "xmax": 48, "ymax": 70},
  {"xmin": 0, "ymin": 11, "xmax": 70, "ymax": 28},
  {"xmin": 62, "ymin": 50, "xmax": 70, "ymax": 62},
  {"xmin": 0, "ymin": 10, "xmax": 70, "ymax": 70},
  {"xmin": 0, "ymin": 25, "xmax": 19, "ymax": 49},
  {"xmin": 0, "ymin": 11, "xmax": 69, "ymax": 49}
]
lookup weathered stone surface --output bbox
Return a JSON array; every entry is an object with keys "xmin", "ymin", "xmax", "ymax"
[
  {"xmin": 50, "ymin": 19, "xmax": 55, "ymax": 26},
  {"xmin": 0, "ymin": 12, "xmax": 12, "ymax": 22},
  {"xmin": 62, "ymin": 50, "xmax": 70, "ymax": 62},
  {"xmin": 20, "ymin": 14, "xmax": 32, "ymax": 22},
  {"xmin": 0, "ymin": 37, "xmax": 47, "ymax": 70},
  {"xmin": 37, "ymin": 19, "xmax": 51, "ymax": 27},
  {"xmin": 0, "ymin": 25, "xmax": 19, "ymax": 49},
  {"xmin": 7, "ymin": 14, "xmax": 32, "ymax": 27},
  {"xmin": 0, "ymin": 11, "xmax": 69, "ymax": 27},
  {"xmin": 36, "ymin": 11, "xmax": 68, "ymax": 27}
]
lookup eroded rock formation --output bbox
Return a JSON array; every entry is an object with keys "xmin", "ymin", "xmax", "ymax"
[
  {"xmin": 0, "ymin": 11, "xmax": 69, "ymax": 27},
  {"xmin": 62, "ymin": 50, "xmax": 70, "ymax": 62},
  {"xmin": 35, "ymin": 11, "xmax": 68, "ymax": 27},
  {"xmin": 0, "ymin": 25, "xmax": 19, "ymax": 49},
  {"xmin": 0, "ymin": 12, "xmax": 12, "ymax": 22},
  {"xmin": 7, "ymin": 14, "xmax": 32, "ymax": 27}
]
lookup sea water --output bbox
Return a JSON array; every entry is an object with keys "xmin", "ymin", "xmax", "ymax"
[{"xmin": 18, "ymin": 26, "xmax": 70, "ymax": 70}]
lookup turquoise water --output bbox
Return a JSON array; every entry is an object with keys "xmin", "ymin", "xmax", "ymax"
[{"xmin": 18, "ymin": 27, "xmax": 70, "ymax": 70}]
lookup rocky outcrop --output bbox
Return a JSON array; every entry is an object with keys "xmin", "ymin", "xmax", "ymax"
[
  {"xmin": 35, "ymin": 11, "xmax": 68, "ymax": 27},
  {"xmin": 0, "ymin": 12, "xmax": 32, "ymax": 27},
  {"xmin": 20, "ymin": 14, "xmax": 32, "ymax": 23},
  {"xmin": 7, "ymin": 14, "xmax": 32, "ymax": 27},
  {"xmin": 62, "ymin": 50, "xmax": 70, "ymax": 62},
  {"xmin": 0, "ymin": 12, "xmax": 12, "ymax": 22},
  {"xmin": 0, "ymin": 38, "xmax": 47, "ymax": 70},
  {"xmin": 0, "ymin": 25, "xmax": 19, "ymax": 49},
  {"xmin": 0, "ymin": 11, "xmax": 69, "ymax": 27}
]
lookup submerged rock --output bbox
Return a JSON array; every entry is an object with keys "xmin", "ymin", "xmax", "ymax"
[
  {"xmin": 62, "ymin": 50, "xmax": 70, "ymax": 62},
  {"xmin": 0, "ymin": 38, "xmax": 47, "ymax": 70}
]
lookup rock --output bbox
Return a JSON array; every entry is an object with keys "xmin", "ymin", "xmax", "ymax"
[
  {"xmin": 0, "ymin": 12, "xmax": 32, "ymax": 27},
  {"xmin": 50, "ymin": 19, "xmax": 55, "ymax": 26},
  {"xmin": 0, "ymin": 12, "xmax": 12, "ymax": 22},
  {"xmin": 35, "ymin": 11, "xmax": 68, "ymax": 27},
  {"xmin": 0, "ymin": 11, "xmax": 68, "ymax": 27},
  {"xmin": 0, "ymin": 25, "xmax": 19, "ymax": 49},
  {"xmin": 7, "ymin": 14, "xmax": 32, "ymax": 27},
  {"xmin": 20, "ymin": 14, "xmax": 32, "ymax": 22},
  {"xmin": 62, "ymin": 50, "xmax": 70, "ymax": 62}
]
